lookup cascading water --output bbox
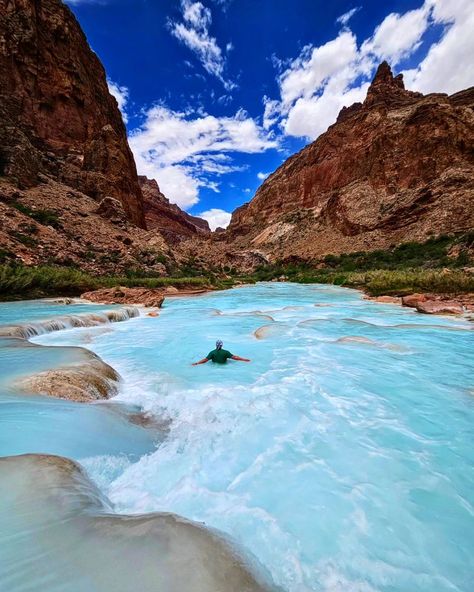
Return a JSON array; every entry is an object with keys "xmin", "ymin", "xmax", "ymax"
[{"xmin": 1, "ymin": 284, "xmax": 473, "ymax": 592}]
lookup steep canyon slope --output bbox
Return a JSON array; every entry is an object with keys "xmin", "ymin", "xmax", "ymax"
[
  {"xmin": 0, "ymin": 0, "xmax": 207, "ymax": 272},
  {"xmin": 223, "ymin": 62, "xmax": 474, "ymax": 263}
]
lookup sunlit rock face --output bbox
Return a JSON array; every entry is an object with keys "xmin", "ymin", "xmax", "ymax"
[
  {"xmin": 224, "ymin": 62, "xmax": 474, "ymax": 262},
  {"xmin": 140, "ymin": 176, "xmax": 210, "ymax": 243},
  {"xmin": 0, "ymin": 454, "xmax": 280, "ymax": 592}
]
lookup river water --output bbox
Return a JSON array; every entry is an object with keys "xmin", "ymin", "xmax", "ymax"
[{"xmin": 1, "ymin": 283, "xmax": 473, "ymax": 591}]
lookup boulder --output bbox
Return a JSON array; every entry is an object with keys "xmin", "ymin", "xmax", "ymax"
[
  {"xmin": 82, "ymin": 287, "xmax": 165, "ymax": 308},
  {"xmin": 415, "ymin": 300, "xmax": 464, "ymax": 315},
  {"xmin": 402, "ymin": 293, "xmax": 427, "ymax": 308}
]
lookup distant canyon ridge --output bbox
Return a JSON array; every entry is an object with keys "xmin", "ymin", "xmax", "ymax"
[{"xmin": 0, "ymin": 0, "xmax": 473, "ymax": 274}]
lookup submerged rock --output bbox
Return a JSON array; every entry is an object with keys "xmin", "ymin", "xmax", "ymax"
[
  {"xmin": 16, "ymin": 351, "xmax": 120, "ymax": 402},
  {"xmin": 369, "ymin": 295, "xmax": 402, "ymax": 304},
  {"xmin": 0, "ymin": 454, "xmax": 281, "ymax": 592}
]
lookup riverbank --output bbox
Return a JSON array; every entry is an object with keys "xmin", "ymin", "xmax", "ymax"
[{"xmin": 0, "ymin": 264, "xmax": 220, "ymax": 301}]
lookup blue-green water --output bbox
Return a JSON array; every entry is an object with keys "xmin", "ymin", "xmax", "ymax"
[{"xmin": 1, "ymin": 284, "xmax": 473, "ymax": 591}]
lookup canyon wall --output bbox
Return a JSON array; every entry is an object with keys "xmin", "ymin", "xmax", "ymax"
[{"xmin": 225, "ymin": 62, "xmax": 474, "ymax": 262}]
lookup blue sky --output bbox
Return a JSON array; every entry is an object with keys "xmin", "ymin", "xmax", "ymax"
[{"xmin": 66, "ymin": 0, "xmax": 473, "ymax": 229}]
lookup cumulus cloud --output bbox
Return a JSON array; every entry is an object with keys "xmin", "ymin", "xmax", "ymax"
[
  {"xmin": 257, "ymin": 171, "xmax": 269, "ymax": 180},
  {"xmin": 361, "ymin": 4, "xmax": 431, "ymax": 64},
  {"xmin": 403, "ymin": 0, "xmax": 474, "ymax": 94},
  {"xmin": 107, "ymin": 79, "xmax": 129, "ymax": 124},
  {"xmin": 197, "ymin": 208, "xmax": 232, "ymax": 230},
  {"xmin": 169, "ymin": 0, "xmax": 235, "ymax": 90},
  {"xmin": 129, "ymin": 106, "xmax": 277, "ymax": 209},
  {"xmin": 265, "ymin": 0, "xmax": 474, "ymax": 141}
]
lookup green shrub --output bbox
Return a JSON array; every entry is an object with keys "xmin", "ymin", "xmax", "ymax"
[
  {"xmin": 12, "ymin": 202, "xmax": 61, "ymax": 229},
  {"xmin": 0, "ymin": 264, "xmax": 213, "ymax": 298},
  {"xmin": 10, "ymin": 231, "xmax": 38, "ymax": 247}
]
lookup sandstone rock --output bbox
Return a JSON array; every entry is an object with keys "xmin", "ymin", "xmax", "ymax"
[
  {"xmin": 139, "ymin": 176, "xmax": 210, "ymax": 243},
  {"xmin": 16, "ymin": 356, "xmax": 119, "ymax": 402},
  {"xmin": 402, "ymin": 294, "xmax": 427, "ymax": 308},
  {"xmin": 82, "ymin": 287, "xmax": 165, "ymax": 308},
  {"xmin": 415, "ymin": 300, "xmax": 464, "ymax": 315},
  {"xmin": 0, "ymin": 0, "xmax": 146, "ymax": 227},
  {"xmin": 371, "ymin": 295, "xmax": 401, "ymax": 304},
  {"xmin": 96, "ymin": 197, "xmax": 127, "ymax": 222},
  {"xmin": 223, "ymin": 62, "xmax": 474, "ymax": 262},
  {"xmin": 0, "ymin": 178, "xmax": 171, "ymax": 274}
]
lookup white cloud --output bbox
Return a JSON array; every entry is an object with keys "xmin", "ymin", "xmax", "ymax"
[
  {"xmin": 336, "ymin": 7, "xmax": 361, "ymax": 27},
  {"xmin": 169, "ymin": 0, "xmax": 235, "ymax": 90},
  {"xmin": 197, "ymin": 208, "xmax": 232, "ymax": 230},
  {"xmin": 361, "ymin": 4, "xmax": 431, "ymax": 64},
  {"xmin": 129, "ymin": 105, "xmax": 277, "ymax": 209},
  {"xmin": 279, "ymin": 31, "xmax": 359, "ymax": 108},
  {"xmin": 257, "ymin": 171, "xmax": 269, "ymax": 180},
  {"xmin": 265, "ymin": 0, "xmax": 474, "ymax": 141},
  {"xmin": 283, "ymin": 81, "xmax": 370, "ymax": 139},
  {"xmin": 107, "ymin": 79, "xmax": 129, "ymax": 124},
  {"xmin": 402, "ymin": 0, "xmax": 474, "ymax": 94}
]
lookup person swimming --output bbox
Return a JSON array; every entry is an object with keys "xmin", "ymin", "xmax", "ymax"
[{"xmin": 192, "ymin": 340, "xmax": 250, "ymax": 365}]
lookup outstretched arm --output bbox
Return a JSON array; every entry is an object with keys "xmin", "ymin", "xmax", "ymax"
[
  {"xmin": 231, "ymin": 355, "xmax": 251, "ymax": 362},
  {"xmin": 192, "ymin": 358, "xmax": 209, "ymax": 366}
]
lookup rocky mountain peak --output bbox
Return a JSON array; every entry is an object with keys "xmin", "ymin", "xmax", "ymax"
[
  {"xmin": 370, "ymin": 61, "xmax": 405, "ymax": 89},
  {"xmin": 139, "ymin": 176, "xmax": 210, "ymax": 243},
  {"xmin": 222, "ymin": 61, "xmax": 474, "ymax": 264},
  {"xmin": 365, "ymin": 61, "xmax": 422, "ymax": 108}
]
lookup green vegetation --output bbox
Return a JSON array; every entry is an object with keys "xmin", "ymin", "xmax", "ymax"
[
  {"xmin": 11, "ymin": 202, "xmax": 61, "ymax": 229},
  {"xmin": 296, "ymin": 269, "xmax": 474, "ymax": 296},
  {"xmin": 9, "ymin": 231, "xmax": 38, "ymax": 248},
  {"xmin": 1, "ymin": 234, "xmax": 472, "ymax": 300},
  {"xmin": 0, "ymin": 264, "xmax": 213, "ymax": 300},
  {"xmin": 321, "ymin": 235, "xmax": 472, "ymax": 271},
  {"xmin": 243, "ymin": 234, "xmax": 474, "ymax": 296}
]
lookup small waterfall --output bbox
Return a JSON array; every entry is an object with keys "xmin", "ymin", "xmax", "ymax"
[{"xmin": 0, "ymin": 307, "xmax": 139, "ymax": 339}]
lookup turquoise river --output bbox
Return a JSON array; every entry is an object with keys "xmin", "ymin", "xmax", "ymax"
[{"xmin": 0, "ymin": 283, "xmax": 473, "ymax": 591}]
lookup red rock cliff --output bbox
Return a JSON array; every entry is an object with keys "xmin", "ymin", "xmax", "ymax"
[
  {"xmin": 140, "ymin": 176, "xmax": 210, "ymax": 244},
  {"xmin": 0, "ymin": 0, "xmax": 145, "ymax": 227},
  {"xmin": 226, "ymin": 62, "xmax": 474, "ymax": 260}
]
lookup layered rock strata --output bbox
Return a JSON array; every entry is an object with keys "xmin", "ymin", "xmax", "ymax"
[{"xmin": 223, "ymin": 62, "xmax": 474, "ymax": 262}]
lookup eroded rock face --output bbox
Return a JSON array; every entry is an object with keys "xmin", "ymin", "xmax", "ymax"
[
  {"xmin": 225, "ymin": 62, "xmax": 474, "ymax": 261},
  {"xmin": 0, "ymin": 0, "xmax": 145, "ymax": 227},
  {"xmin": 140, "ymin": 176, "xmax": 210, "ymax": 243}
]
